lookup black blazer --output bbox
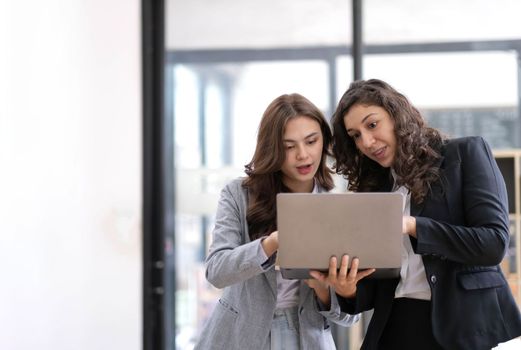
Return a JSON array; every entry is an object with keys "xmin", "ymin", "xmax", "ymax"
[{"xmin": 338, "ymin": 136, "xmax": 521, "ymax": 350}]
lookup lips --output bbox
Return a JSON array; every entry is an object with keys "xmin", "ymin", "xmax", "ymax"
[
  {"xmin": 296, "ymin": 164, "xmax": 313, "ymax": 175},
  {"xmin": 372, "ymin": 146, "xmax": 386, "ymax": 159}
]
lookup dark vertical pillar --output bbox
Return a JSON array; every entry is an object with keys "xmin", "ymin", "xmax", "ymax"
[
  {"xmin": 142, "ymin": 0, "xmax": 168, "ymax": 349},
  {"xmin": 352, "ymin": 0, "xmax": 363, "ymax": 80},
  {"xmin": 328, "ymin": 57, "xmax": 338, "ymax": 118},
  {"xmin": 163, "ymin": 64, "xmax": 177, "ymax": 349}
]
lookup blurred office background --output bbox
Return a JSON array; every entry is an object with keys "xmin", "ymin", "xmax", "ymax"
[{"xmin": 2, "ymin": 0, "xmax": 521, "ymax": 349}]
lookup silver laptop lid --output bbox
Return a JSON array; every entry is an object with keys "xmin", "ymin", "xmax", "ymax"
[{"xmin": 276, "ymin": 192, "xmax": 403, "ymax": 279}]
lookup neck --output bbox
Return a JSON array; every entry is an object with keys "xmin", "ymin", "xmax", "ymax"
[{"xmin": 285, "ymin": 179, "xmax": 315, "ymax": 193}]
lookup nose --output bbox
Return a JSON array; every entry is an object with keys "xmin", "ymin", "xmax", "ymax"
[
  {"xmin": 296, "ymin": 144, "xmax": 309, "ymax": 160},
  {"xmin": 360, "ymin": 132, "xmax": 375, "ymax": 149}
]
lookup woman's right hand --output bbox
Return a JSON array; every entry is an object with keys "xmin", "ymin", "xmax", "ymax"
[
  {"xmin": 310, "ymin": 255, "xmax": 375, "ymax": 298},
  {"xmin": 261, "ymin": 230, "xmax": 279, "ymax": 257}
]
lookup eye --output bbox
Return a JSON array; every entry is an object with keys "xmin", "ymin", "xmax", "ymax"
[
  {"xmin": 349, "ymin": 133, "xmax": 360, "ymax": 140},
  {"xmin": 307, "ymin": 139, "xmax": 317, "ymax": 145},
  {"xmin": 368, "ymin": 121, "xmax": 377, "ymax": 129},
  {"xmin": 285, "ymin": 144, "xmax": 295, "ymax": 150}
]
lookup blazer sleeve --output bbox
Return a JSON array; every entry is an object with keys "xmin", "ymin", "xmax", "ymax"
[
  {"xmin": 335, "ymin": 278, "xmax": 386, "ymax": 314},
  {"xmin": 414, "ymin": 136, "xmax": 510, "ymax": 266},
  {"xmin": 315, "ymin": 287, "xmax": 361, "ymax": 326},
  {"xmin": 205, "ymin": 181, "xmax": 275, "ymax": 289}
]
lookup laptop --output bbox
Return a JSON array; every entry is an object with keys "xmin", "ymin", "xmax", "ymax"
[{"xmin": 276, "ymin": 192, "xmax": 403, "ymax": 279}]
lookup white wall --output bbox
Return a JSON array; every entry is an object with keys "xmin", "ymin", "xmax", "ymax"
[{"xmin": 0, "ymin": 1, "xmax": 142, "ymax": 349}]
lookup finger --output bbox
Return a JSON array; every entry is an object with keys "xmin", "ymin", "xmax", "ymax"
[
  {"xmin": 309, "ymin": 270, "xmax": 326, "ymax": 282},
  {"xmin": 349, "ymin": 257, "xmax": 360, "ymax": 279},
  {"xmin": 357, "ymin": 268, "xmax": 376, "ymax": 281},
  {"xmin": 338, "ymin": 254, "xmax": 349, "ymax": 278},
  {"xmin": 328, "ymin": 256, "xmax": 338, "ymax": 280},
  {"xmin": 304, "ymin": 279, "xmax": 318, "ymax": 288}
]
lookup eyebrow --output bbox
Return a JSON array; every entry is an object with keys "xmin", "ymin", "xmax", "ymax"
[
  {"xmin": 346, "ymin": 112, "xmax": 377, "ymax": 133},
  {"xmin": 283, "ymin": 131, "xmax": 320, "ymax": 143}
]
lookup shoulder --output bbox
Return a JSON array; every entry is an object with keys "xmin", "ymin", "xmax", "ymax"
[
  {"xmin": 221, "ymin": 177, "xmax": 249, "ymax": 200},
  {"xmin": 442, "ymin": 136, "xmax": 493, "ymax": 162},
  {"xmin": 443, "ymin": 136, "xmax": 488, "ymax": 149},
  {"xmin": 224, "ymin": 177, "xmax": 247, "ymax": 191},
  {"xmin": 442, "ymin": 136, "xmax": 491, "ymax": 158}
]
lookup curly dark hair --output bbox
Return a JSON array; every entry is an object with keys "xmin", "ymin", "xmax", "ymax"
[
  {"xmin": 243, "ymin": 93, "xmax": 334, "ymax": 240},
  {"xmin": 331, "ymin": 79, "xmax": 445, "ymax": 203}
]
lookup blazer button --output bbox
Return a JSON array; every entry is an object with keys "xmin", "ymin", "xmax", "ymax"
[{"xmin": 430, "ymin": 275, "xmax": 437, "ymax": 284}]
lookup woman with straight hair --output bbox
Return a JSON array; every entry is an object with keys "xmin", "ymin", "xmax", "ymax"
[
  {"xmin": 194, "ymin": 93, "xmax": 367, "ymax": 350},
  {"xmin": 312, "ymin": 78, "xmax": 521, "ymax": 349}
]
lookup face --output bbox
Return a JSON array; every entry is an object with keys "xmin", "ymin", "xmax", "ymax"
[
  {"xmin": 343, "ymin": 104, "xmax": 396, "ymax": 168},
  {"xmin": 280, "ymin": 116, "xmax": 324, "ymax": 193}
]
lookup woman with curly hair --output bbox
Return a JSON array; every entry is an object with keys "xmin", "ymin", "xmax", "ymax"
[
  {"xmin": 312, "ymin": 79, "xmax": 521, "ymax": 349},
  {"xmin": 194, "ymin": 93, "xmax": 365, "ymax": 350}
]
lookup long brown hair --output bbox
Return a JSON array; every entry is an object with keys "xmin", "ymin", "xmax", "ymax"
[
  {"xmin": 331, "ymin": 79, "xmax": 445, "ymax": 203},
  {"xmin": 243, "ymin": 93, "xmax": 333, "ymax": 240}
]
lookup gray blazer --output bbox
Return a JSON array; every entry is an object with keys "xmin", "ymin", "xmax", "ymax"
[{"xmin": 194, "ymin": 178, "xmax": 359, "ymax": 350}]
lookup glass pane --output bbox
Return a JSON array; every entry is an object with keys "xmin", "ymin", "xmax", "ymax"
[
  {"xmin": 364, "ymin": 51, "xmax": 519, "ymax": 148},
  {"xmin": 166, "ymin": 0, "xmax": 351, "ymax": 49},
  {"xmin": 164, "ymin": 1, "xmax": 521, "ymax": 349},
  {"xmin": 365, "ymin": 0, "xmax": 521, "ymax": 44},
  {"xmin": 169, "ymin": 61, "xmax": 330, "ymax": 349},
  {"xmin": 337, "ymin": 49, "xmax": 521, "ymax": 343}
]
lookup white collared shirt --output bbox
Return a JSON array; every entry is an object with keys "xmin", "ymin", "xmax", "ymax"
[{"xmin": 393, "ymin": 183, "xmax": 432, "ymax": 300}]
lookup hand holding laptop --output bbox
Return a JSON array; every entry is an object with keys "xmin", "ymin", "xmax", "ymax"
[
  {"xmin": 261, "ymin": 230, "xmax": 279, "ymax": 257},
  {"xmin": 309, "ymin": 255, "xmax": 376, "ymax": 298},
  {"xmin": 305, "ymin": 275, "xmax": 332, "ymax": 307}
]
